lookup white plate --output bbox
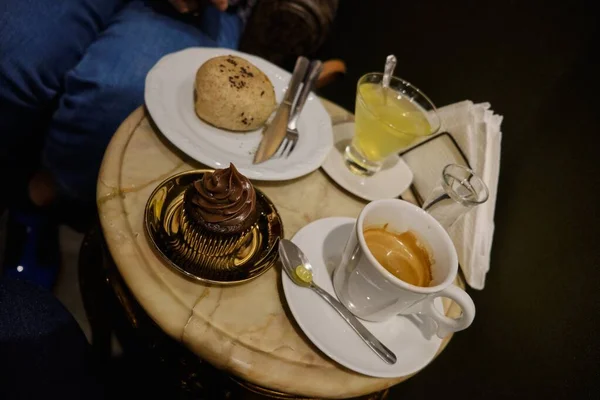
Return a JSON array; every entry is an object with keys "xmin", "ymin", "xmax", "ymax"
[
  {"xmin": 321, "ymin": 122, "xmax": 413, "ymax": 200},
  {"xmin": 282, "ymin": 217, "xmax": 444, "ymax": 378},
  {"xmin": 145, "ymin": 48, "xmax": 333, "ymax": 181}
]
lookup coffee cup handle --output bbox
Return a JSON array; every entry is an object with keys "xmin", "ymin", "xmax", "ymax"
[{"xmin": 420, "ymin": 285, "xmax": 476, "ymax": 338}]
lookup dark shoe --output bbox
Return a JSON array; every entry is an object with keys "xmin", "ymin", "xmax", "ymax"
[{"xmin": 1, "ymin": 210, "xmax": 60, "ymax": 289}]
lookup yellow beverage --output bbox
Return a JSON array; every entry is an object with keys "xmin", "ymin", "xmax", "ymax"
[{"xmin": 353, "ymin": 83, "xmax": 432, "ymax": 161}]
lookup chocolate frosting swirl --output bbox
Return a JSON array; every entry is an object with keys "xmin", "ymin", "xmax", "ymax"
[{"xmin": 190, "ymin": 164, "xmax": 256, "ymax": 228}]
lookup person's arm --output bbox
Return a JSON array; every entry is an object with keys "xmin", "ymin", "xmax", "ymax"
[{"xmin": 168, "ymin": 0, "xmax": 228, "ymax": 13}]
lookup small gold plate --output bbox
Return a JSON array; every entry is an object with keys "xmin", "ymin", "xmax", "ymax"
[{"xmin": 145, "ymin": 170, "xmax": 284, "ymax": 285}]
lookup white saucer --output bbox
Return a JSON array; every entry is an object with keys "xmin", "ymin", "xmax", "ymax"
[
  {"xmin": 145, "ymin": 48, "xmax": 332, "ymax": 181},
  {"xmin": 321, "ymin": 122, "xmax": 413, "ymax": 201},
  {"xmin": 282, "ymin": 217, "xmax": 444, "ymax": 378}
]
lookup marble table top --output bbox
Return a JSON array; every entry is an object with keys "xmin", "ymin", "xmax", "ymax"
[{"xmin": 97, "ymin": 100, "xmax": 460, "ymax": 398}]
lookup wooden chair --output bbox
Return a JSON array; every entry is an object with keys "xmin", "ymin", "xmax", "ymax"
[{"xmin": 240, "ymin": 0, "xmax": 346, "ymax": 87}]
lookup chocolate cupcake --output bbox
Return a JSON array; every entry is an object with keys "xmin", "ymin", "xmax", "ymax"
[{"xmin": 182, "ymin": 164, "xmax": 259, "ymax": 257}]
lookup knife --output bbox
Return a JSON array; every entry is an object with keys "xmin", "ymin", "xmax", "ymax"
[
  {"xmin": 253, "ymin": 56, "xmax": 310, "ymax": 164},
  {"xmin": 287, "ymin": 60, "xmax": 323, "ymax": 131}
]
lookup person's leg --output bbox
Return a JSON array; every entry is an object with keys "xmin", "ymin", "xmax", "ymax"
[
  {"xmin": 0, "ymin": 0, "xmax": 127, "ymax": 287},
  {"xmin": 0, "ymin": 278, "xmax": 104, "ymax": 399},
  {"xmin": 44, "ymin": 0, "xmax": 244, "ymax": 203},
  {"xmin": 0, "ymin": 0, "xmax": 126, "ymax": 199}
]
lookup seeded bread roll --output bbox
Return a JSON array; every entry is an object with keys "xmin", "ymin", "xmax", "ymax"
[{"xmin": 194, "ymin": 55, "xmax": 277, "ymax": 132}]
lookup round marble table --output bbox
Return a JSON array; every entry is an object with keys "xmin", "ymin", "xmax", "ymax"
[{"xmin": 97, "ymin": 100, "xmax": 461, "ymax": 399}]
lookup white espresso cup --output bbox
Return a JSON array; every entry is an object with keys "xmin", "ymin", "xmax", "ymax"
[{"xmin": 332, "ymin": 199, "xmax": 475, "ymax": 338}]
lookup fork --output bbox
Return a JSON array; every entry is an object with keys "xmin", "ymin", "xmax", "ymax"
[{"xmin": 277, "ymin": 60, "xmax": 323, "ymax": 158}]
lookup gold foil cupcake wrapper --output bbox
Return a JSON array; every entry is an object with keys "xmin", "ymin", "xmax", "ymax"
[
  {"xmin": 180, "ymin": 202, "xmax": 256, "ymax": 258},
  {"xmin": 167, "ymin": 224, "xmax": 260, "ymax": 272}
]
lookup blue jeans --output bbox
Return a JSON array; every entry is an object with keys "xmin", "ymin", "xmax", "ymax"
[
  {"xmin": 0, "ymin": 278, "xmax": 104, "ymax": 398},
  {"xmin": 0, "ymin": 0, "xmax": 243, "ymax": 204}
]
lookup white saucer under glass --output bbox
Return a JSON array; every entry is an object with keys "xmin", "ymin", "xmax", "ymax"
[{"xmin": 321, "ymin": 122, "xmax": 414, "ymax": 201}]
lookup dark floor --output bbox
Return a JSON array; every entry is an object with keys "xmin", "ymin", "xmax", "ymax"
[
  {"xmin": 0, "ymin": 214, "xmax": 92, "ymax": 342},
  {"xmin": 316, "ymin": 0, "xmax": 599, "ymax": 398}
]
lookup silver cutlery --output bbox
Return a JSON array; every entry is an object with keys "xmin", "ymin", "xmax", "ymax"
[
  {"xmin": 254, "ymin": 57, "xmax": 310, "ymax": 164},
  {"xmin": 278, "ymin": 239, "xmax": 397, "ymax": 365},
  {"xmin": 277, "ymin": 60, "xmax": 324, "ymax": 158}
]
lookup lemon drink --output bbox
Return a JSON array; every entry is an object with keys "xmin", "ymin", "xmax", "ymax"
[{"xmin": 344, "ymin": 75, "xmax": 439, "ymax": 176}]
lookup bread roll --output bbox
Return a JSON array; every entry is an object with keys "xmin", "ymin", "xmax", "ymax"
[{"xmin": 194, "ymin": 55, "xmax": 276, "ymax": 131}]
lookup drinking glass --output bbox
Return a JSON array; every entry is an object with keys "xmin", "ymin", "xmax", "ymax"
[
  {"xmin": 422, "ymin": 164, "xmax": 489, "ymax": 230},
  {"xmin": 344, "ymin": 73, "xmax": 441, "ymax": 176}
]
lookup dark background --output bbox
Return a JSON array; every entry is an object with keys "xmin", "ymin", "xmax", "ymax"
[{"xmin": 317, "ymin": 0, "xmax": 599, "ymax": 398}]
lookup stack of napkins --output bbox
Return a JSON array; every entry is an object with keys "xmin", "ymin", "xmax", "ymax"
[{"xmin": 403, "ymin": 101, "xmax": 502, "ymax": 289}]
